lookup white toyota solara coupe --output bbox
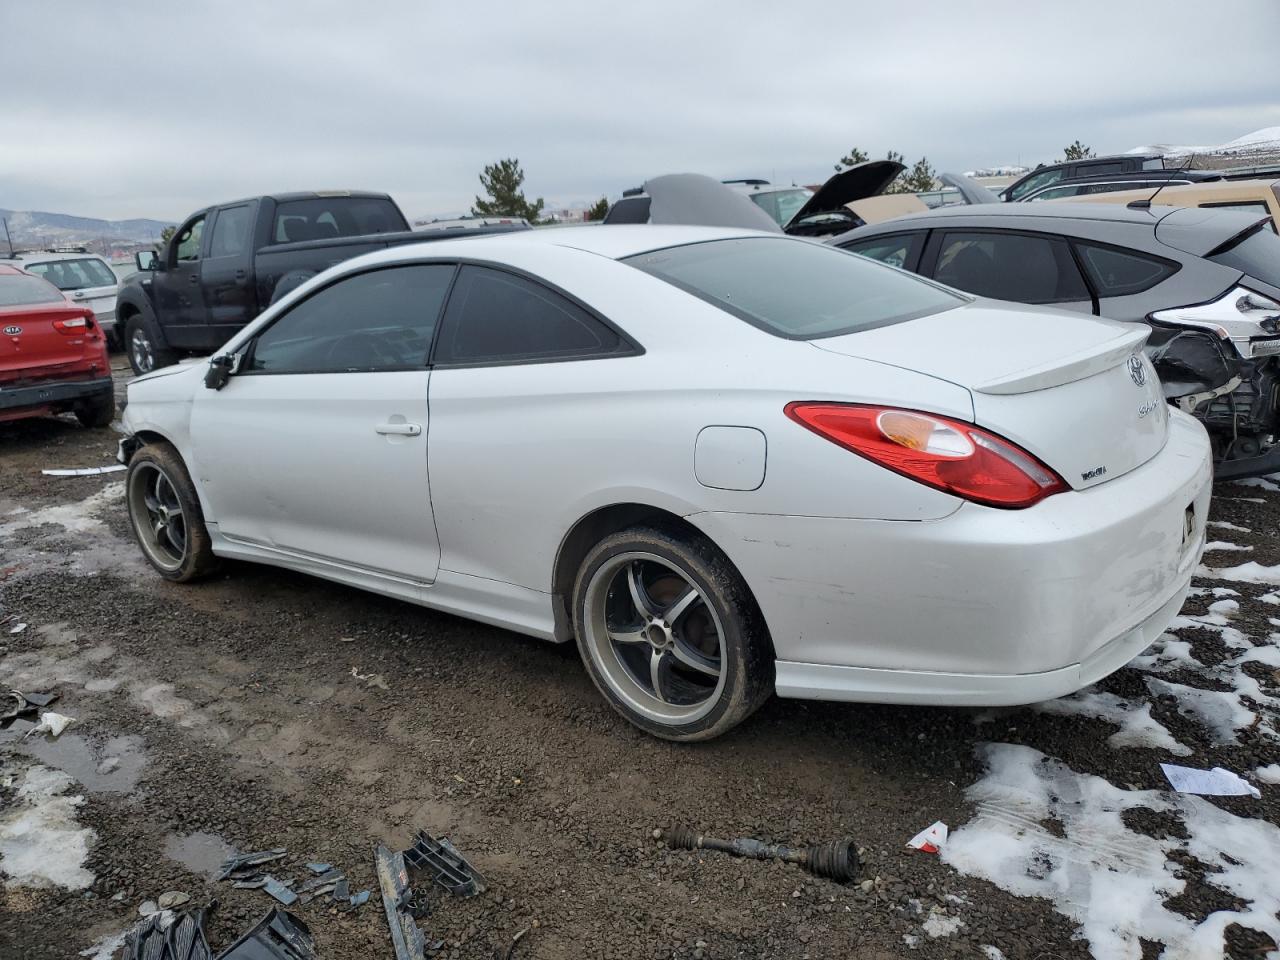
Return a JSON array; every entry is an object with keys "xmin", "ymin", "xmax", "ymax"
[{"xmin": 120, "ymin": 225, "xmax": 1212, "ymax": 741}]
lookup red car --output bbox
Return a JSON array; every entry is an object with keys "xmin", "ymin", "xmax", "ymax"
[{"xmin": 0, "ymin": 263, "xmax": 114, "ymax": 426}]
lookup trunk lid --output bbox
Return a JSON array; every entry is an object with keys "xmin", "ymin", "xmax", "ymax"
[
  {"xmin": 0, "ymin": 303, "xmax": 106, "ymax": 384},
  {"xmin": 786, "ymin": 160, "xmax": 905, "ymax": 227},
  {"xmin": 811, "ymin": 300, "xmax": 1169, "ymax": 489}
]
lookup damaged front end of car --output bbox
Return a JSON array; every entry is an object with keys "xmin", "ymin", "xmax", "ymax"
[{"xmin": 1148, "ymin": 285, "xmax": 1280, "ymax": 479}]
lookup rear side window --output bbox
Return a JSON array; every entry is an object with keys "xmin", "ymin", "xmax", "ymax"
[
  {"xmin": 841, "ymin": 233, "xmax": 923, "ymax": 271},
  {"xmin": 1009, "ymin": 167, "xmax": 1065, "ymax": 201},
  {"xmin": 1074, "ymin": 242, "xmax": 1178, "ymax": 297},
  {"xmin": 603, "ymin": 197, "xmax": 651, "ymax": 225},
  {"xmin": 0, "ymin": 273, "xmax": 64, "ymax": 306},
  {"xmin": 24, "ymin": 257, "xmax": 116, "ymax": 290},
  {"xmin": 248, "ymin": 264, "xmax": 453, "ymax": 374},
  {"xmin": 1210, "ymin": 223, "xmax": 1280, "ymax": 287},
  {"xmin": 433, "ymin": 266, "xmax": 626, "ymax": 365},
  {"xmin": 626, "ymin": 237, "xmax": 963, "ymax": 339},
  {"xmin": 933, "ymin": 231, "xmax": 1089, "ymax": 304},
  {"xmin": 210, "ymin": 205, "xmax": 253, "ymax": 257},
  {"xmin": 272, "ymin": 197, "xmax": 404, "ymax": 244}
]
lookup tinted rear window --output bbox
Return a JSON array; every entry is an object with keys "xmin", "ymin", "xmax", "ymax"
[
  {"xmin": 0, "ymin": 273, "xmax": 64, "ymax": 306},
  {"xmin": 1210, "ymin": 223, "xmax": 1280, "ymax": 287},
  {"xmin": 624, "ymin": 238, "xmax": 963, "ymax": 340},
  {"xmin": 272, "ymin": 197, "xmax": 404, "ymax": 244}
]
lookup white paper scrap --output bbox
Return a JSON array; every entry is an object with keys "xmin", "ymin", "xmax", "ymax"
[
  {"xmin": 42, "ymin": 465, "xmax": 126, "ymax": 477},
  {"xmin": 907, "ymin": 821, "xmax": 949, "ymax": 853},
  {"xmin": 1160, "ymin": 763, "xmax": 1261, "ymax": 799}
]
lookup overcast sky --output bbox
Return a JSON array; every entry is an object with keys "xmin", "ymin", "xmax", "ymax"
[{"xmin": 2, "ymin": 1, "xmax": 1278, "ymax": 222}]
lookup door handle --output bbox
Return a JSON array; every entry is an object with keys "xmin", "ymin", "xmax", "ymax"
[
  {"xmin": 234, "ymin": 269, "xmax": 246, "ymax": 279},
  {"xmin": 375, "ymin": 422, "xmax": 422, "ymax": 436},
  {"xmin": 188, "ymin": 274, "xmax": 199, "ymax": 284}
]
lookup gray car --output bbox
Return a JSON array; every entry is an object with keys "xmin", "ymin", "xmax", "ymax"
[{"xmin": 830, "ymin": 203, "xmax": 1280, "ymax": 478}]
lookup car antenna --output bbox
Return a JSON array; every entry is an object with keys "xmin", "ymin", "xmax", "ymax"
[
  {"xmin": 1, "ymin": 217, "xmax": 12, "ymax": 257},
  {"xmin": 1128, "ymin": 153, "xmax": 1195, "ymax": 211}
]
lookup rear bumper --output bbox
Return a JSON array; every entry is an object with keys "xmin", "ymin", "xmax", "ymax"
[
  {"xmin": 0, "ymin": 376, "xmax": 113, "ymax": 412},
  {"xmin": 690, "ymin": 410, "xmax": 1213, "ymax": 705}
]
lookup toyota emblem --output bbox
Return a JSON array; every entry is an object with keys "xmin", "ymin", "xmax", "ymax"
[{"xmin": 1127, "ymin": 354, "xmax": 1147, "ymax": 387}]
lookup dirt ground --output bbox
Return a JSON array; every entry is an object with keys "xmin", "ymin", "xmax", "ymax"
[{"xmin": 1, "ymin": 355, "xmax": 1277, "ymax": 959}]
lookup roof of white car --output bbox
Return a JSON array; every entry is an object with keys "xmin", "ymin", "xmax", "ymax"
[
  {"xmin": 380, "ymin": 224, "xmax": 776, "ymax": 265},
  {"xmin": 2, "ymin": 251, "xmax": 110, "ymax": 263}
]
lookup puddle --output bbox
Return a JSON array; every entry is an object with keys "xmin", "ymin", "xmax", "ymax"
[
  {"xmin": 23, "ymin": 733, "xmax": 146, "ymax": 794},
  {"xmin": 164, "ymin": 831, "xmax": 235, "ymax": 880}
]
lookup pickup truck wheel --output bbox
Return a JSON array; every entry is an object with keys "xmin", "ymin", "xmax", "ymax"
[
  {"xmin": 74, "ymin": 390, "xmax": 115, "ymax": 428},
  {"xmin": 126, "ymin": 315, "xmax": 176, "ymax": 376},
  {"xmin": 126, "ymin": 443, "xmax": 219, "ymax": 582}
]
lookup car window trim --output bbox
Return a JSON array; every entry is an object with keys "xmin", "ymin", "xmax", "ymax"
[
  {"xmin": 427, "ymin": 261, "xmax": 645, "ymax": 369},
  {"xmin": 927, "ymin": 227, "xmax": 1093, "ymax": 305},
  {"xmin": 237, "ymin": 261, "xmax": 460, "ymax": 377},
  {"xmin": 1068, "ymin": 236, "xmax": 1181, "ymax": 301}
]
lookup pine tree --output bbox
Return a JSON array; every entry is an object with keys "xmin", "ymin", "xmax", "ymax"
[
  {"xmin": 471, "ymin": 158, "xmax": 545, "ymax": 223},
  {"xmin": 586, "ymin": 196, "xmax": 609, "ymax": 221},
  {"xmin": 1063, "ymin": 140, "xmax": 1095, "ymax": 161},
  {"xmin": 834, "ymin": 146, "xmax": 869, "ymax": 172},
  {"xmin": 901, "ymin": 157, "xmax": 937, "ymax": 193}
]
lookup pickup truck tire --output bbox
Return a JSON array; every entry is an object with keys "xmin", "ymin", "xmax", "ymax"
[
  {"xmin": 125, "ymin": 441, "xmax": 220, "ymax": 582},
  {"xmin": 74, "ymin": 390, "xmax": 116, "ymax": 429},
  {"xmin": 125, "ymin": 313, "xmax": 177, "ymax": 376}
]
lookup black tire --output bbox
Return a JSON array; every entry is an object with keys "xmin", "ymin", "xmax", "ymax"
[
  {"xmin": 125, "ymin": 442, "xmax": 220, "ymax": 582},
  {"xmin": 125, "ymin": 312, "xmax": 177, "ymax": 376},
  {"xmin": 572, "ymin": 525, "xmax": 774, "ymax": 742},
  {"xmin": 74, "ymin": 390, "xmax": 115, "ymax": 428}
]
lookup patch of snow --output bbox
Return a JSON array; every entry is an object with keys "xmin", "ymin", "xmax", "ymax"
[
  {"xmin": 0, "ymin": 481, "xmax": 122, "ymax": 536},
  {"xmin": 943, "ymin": 743, "xmax": 1280, "ymax": 959},
  {"xmin": 902, "ymin": 933, "xmax": 920, "ymax": 949},
  {"xmin": 0, "ymin": 764, "xmax": 95, "ymax": 890},
  {"xmin": 1203, "ymin": 541, "xmax": 1252, "ymax": 553},
  {"xmin": 1146, "ymin": 677, "xmax": 1260, "ymax": 744},
  {"xmin": 78, "ymin": 931, "xmax": 128, "ymax": 959},
  {"xmin": 1232, "ymin": 476, "xmax": 1280, "ymax": 492},
  {"xmin": 921, "ymin": 910, "xmax": 964, "ymax": 938},
  {"xmin": 1035, "ymin": 690, "xmax": 1190, "ymax": 755},
  {"xmin": 1259, "ymin": 592, "xmax": 1280, "ymax": 605},
  {"xmin": 1207, "ymin": 598, "xmax": 1240, "ymax": 620},
  {"xmin": 1195, "ymin": 560, "xmax": 1280, "ymax": 585},
  {"xmin": 981, "ymin": 947, "xmax": 1007, "ymax": 960},
  {"xmin": 1208, "ymin": 521, "xmax": 1251, "ymax": 533},
  {"xmin": 1255, "ymin": 764, "xmax": 1280, "ymax": 785}
]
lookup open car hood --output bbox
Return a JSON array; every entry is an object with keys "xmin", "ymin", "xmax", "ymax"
[
  {"xmin": 638, "ymin": 174, "xmax": 782, "ymax": 232},
  {"xmin": 787, "ymin": 160, "xmax": 905, "ymax": 227},
  {"xmin": 938, "ymin": 172, "xmax": 1002, "ymax": 205}
]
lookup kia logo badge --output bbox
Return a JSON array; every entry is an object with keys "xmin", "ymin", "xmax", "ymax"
[
  {"xmin": 2, "ymin": 325, "xmax": 21, "ymax": 336},
  {"xmin": 1127, "ymin": 354, "xmax": 1147, "ymax": 387}
]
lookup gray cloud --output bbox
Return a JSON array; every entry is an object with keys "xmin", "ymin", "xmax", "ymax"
[{"xmin": 1, "ymin": 0, "xmax": 1277, "ymax": 221}]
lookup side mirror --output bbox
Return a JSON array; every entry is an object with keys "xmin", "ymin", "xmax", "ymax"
[
  {"xmin": 204, "ymin": 352, "xmax": 242, "ymax": 391},
  {"xmin": 135, "ymin": 250, "xmax": 157, "ymax": 271}
]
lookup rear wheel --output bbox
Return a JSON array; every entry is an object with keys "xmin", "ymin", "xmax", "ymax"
[
  {"xmin": 126, "ymin": 314, "xmax": 176, "ymax": 375},
  {"xmin": 74, "ymin": 390, "xmax": 115, "ymax": 428},
  {"xmin": 126, "ymin": 443, "xmax": 219, "ymax": 582},
  {"xmin": 573, "ymin": 526, "xmax": 773, "ymax": 741}
]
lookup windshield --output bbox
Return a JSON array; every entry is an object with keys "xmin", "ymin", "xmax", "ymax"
[
  {"xmin": 1210, "ymin": 223, "xmax": 1280, "ymax": 288},
  {"xmin": 0, "ymin": 273, "xmax": 65, "ymax": 306},
  {"xmin": 23, "ymin": 257, "xmax": 116, "ymax": 290},
  {"xmin": 624, "ymin": 237, "xmax": 965, "ymax": 340},
  {"xmin": 750, "ymin": 189, "xmax": 812, "ymax": 227}
]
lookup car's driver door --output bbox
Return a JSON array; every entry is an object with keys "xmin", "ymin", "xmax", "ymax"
[{"xmin": 189, "ymin": 263, "xmax": 454, "ymax": 586}]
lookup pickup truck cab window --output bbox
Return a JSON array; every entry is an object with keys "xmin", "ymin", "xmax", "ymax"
[
  {"xmin": 247, "ymin": 264, "xmax": 454, "ymax": 374},
  {"xmin": 174, "ymin": 216, "xmax": 205, "ymax": 263},
  {"xmin": 271, "ymin": 197, "xmax": 404, "ymax": 243}
]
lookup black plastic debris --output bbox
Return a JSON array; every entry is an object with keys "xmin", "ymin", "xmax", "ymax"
[
  {"xmin": 218, "ymin": 849, "xmax": 287, "ymax": 881},
  {"xmin": 667, "ymin": 825, "xmax": 859, "ymax": 882},
  {"xmin": 401, "ymin": 831, "xmax": 486, "ymax": 897},
  {"xmin": 0, "ymin": 688, "xmax": 58, "ymax": 726},
  {"xmin": 304, "ymin": 863, "xmax": 331, "ymax": 875},
  {"xmin": 122, "ymin": 905, "xmax": 214, "ymax": 960},
  {"xmin": 260, "ymin": 876, "xmax": 298, "ymax": 907},
  {"xmin": 215, "ymin": 908, "xmax": 315, "ymax": 960},
  {"xmin": 376, "ymin": 845, "xmax": 430, "ymax": 960}
]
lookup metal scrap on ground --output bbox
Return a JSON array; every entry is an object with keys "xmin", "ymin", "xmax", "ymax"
[{"xmin": 666, "ymin": 825, "xmax": 860, "ymax": 882}]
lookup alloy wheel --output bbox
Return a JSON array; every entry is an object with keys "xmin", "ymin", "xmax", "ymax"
[
  {"xmin": 130, "ymin": 327, "xmax": 155, "ymax": 373},
  {"xmin": 582, "ymin": 551, "xmax": 726, "ymax": 725},
  {"xmin": 127, "ymin": 462, "xmax": 187, "ymax": 571}
]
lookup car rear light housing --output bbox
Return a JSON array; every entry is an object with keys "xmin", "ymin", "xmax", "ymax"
[
  {"xmin": 785, "ymin": 402, "xmax": 1068, "ymax": 509},
  {"xmin": 1149, "ymin": 286, "xmax": 1280, "ymax": 358},
  {"xmin": 52, "ymin": 311, "xmax": 99, "ymax": 337}
]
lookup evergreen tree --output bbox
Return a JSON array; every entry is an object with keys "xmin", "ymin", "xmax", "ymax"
[
  {"xmin": 471, "ymin": 158, "xmax": 545, "ymax": 222},
  {"xmin": 586, "ymin": 196, "xmax": 609, "ymax": 221},
  {"xmin": 1063, "ymin": 140, "xmax": 1095, "ymax": 161},
  {"xmin": 834, "ymin": 146, "xmax": 869, "ymax": 172},
  {"xmin": 901, "ymin": 156, "xmax": 938, "ymax": 193}
]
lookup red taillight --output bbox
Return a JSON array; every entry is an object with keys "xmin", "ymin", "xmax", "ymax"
[
  {"xmin": 784, "ymin": 402, "xmax": 1068, "ymax": 509},
  {"xmin": 52, "ymin": 311, "xmax": 98, "ymax": 337}
]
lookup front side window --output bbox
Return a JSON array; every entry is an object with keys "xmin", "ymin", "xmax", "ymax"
[
  {"xmin": 1009, "ymin": 167, "xmax": 1065, "ymax": 201},
  {"xmin": 174, "ymin": 216, "xmax": 205, "ymax": 262},
  {"xmin": 23, "ymin": 257, "xmax": 116, "ymax": 290},
  {"xmin": 433, "ymin": 266, "xmax": 626, "ymax": 364},
  {"xmin": 841, "ymin": 233, "xmax": 923, "ymax": 271},
  {"xmin": 934, "ymin": 231, "xmax": 1089, "ymax": 304},
  {"xmin": 210, "ymin": 205, "xmax": 253, "ymax": 258},
  {"xmin": 248, "ymin": 264, "xmax": 454, "ymax": 374},
  {"xmin": 626, "ymin": 237, "xmax": 963, "ymax": 339},
  {"xmin": 0, "ymin": 272, "xmax": 64, "ymax": 306},
  {"xmin": 1075, "ymin": 242, "xmax": 1178, "ymax": 297},
  {"xmin": 1210, "ymin": 223, "xmax": 1280, "ymax": 287}
]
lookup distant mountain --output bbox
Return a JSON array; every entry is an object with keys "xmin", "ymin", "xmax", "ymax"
[{"xmin": 0, "ymin": 208, "xmax": 175, "ymax": 247}]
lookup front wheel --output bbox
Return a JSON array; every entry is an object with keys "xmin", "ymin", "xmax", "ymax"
[
  {"xmin": 573, "ymin": 526, "xmax": 773, "ymax": 741},
  {"xmin": 125, "ymin": 315, "xmax": 177, "ymax": 376},
  {"xmin": 125, "ymin": 443, "xmax": 219, "ymax": 582}
]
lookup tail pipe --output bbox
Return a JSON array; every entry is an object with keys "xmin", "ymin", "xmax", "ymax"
[{"xmin": 667, "ymin": 825, "xmax": 859, "ymax": 882}]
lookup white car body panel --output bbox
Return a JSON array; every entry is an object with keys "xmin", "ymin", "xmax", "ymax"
[{"xmin": 121, "ymin": 225, "xmax": 1214, "ymax": 708}]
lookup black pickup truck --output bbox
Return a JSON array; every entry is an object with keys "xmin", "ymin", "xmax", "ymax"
[{"xmin": 117, "ymin": 191, "xmax": 526, "ymax": 374}]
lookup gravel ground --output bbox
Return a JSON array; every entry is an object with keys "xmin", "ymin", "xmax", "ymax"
[{"xmin": 0, "ymin": 356, "xmax": 1276, "ymax": 959}]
